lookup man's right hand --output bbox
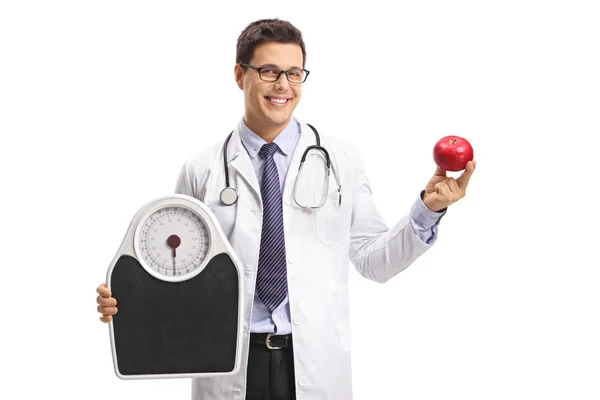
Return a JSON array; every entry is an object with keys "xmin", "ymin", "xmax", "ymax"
[{"xmin": 97, "ymin": 283, "xmax": 118, "ymax": 323}]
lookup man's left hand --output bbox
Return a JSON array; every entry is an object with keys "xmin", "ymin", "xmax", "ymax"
[{"xmin": 423, "ymin": 160, "xmax": 477, "ymax": 212}]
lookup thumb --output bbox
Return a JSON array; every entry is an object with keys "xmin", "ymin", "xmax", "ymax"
[
  {"xmin": 433, "ymin": 165, "xmax": 447, "ymax": 178},
  {"xmin": 456, "ymin": 160, "xmax": 476, "ymax": 188}
]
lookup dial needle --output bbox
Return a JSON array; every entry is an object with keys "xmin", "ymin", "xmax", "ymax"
[{"xmin": 166, "ymin": 234, "xmax": 181, "ymax": 276}]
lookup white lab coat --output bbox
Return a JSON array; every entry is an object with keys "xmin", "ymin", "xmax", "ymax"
[{"xmin": 174, "ymin": 118, "xmax": 436, "ymax": 400}]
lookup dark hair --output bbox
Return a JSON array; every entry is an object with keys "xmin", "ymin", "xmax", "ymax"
[{"xmin": 236, "ymin": 18, "xmax": 306, "ymax": 68}]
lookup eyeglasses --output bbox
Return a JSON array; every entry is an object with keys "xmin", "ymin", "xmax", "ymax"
[{"xmin": 240, "ymin": 63, "xmax": 310, "ymax": 84}]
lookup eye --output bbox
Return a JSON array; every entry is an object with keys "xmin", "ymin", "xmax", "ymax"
[{"xmin": 261, "ymin": 68, "xmax": 280, "ymax": 76}]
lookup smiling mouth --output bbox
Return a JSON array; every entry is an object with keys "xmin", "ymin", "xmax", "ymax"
[{"xmin": 265, "ymin": 96, "xmax": 290, "ymax": 106}]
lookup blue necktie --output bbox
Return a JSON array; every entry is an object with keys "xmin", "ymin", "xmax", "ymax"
[{"xmin": 256, "ymin": 142, "xmax": 288, "ymax": 312}]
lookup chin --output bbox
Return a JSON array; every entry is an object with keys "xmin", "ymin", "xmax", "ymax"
[
  {"xmin": 261, "ymin": 109, "xmax": 291, "ymax": 124},
  {"xmin": 269, "ymin": 115, "xmax": 292, "ymax": 126}
]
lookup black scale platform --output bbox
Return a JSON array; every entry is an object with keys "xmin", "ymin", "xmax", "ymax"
[{"xmin": 109, "ymin": 252, "xmax": 240, "ymax": 377}]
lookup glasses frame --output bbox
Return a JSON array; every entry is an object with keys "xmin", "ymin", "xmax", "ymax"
[{"xmin": 240, "ymin": 63, "xmax": 310, "ymax": 84}]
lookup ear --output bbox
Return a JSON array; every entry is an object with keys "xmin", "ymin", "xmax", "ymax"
[{"xmin": 234, "ymin": 64, "xmax": 244, "ymax": 90}]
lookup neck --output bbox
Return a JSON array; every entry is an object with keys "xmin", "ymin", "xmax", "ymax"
[{"xmin": 244, "ymin": 115, "xmax": 290, "ymax": 143}]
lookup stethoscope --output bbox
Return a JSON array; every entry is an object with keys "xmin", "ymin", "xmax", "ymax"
[{"xmin": 219, "ymin": 123, "xmax": 342, "ymax": 208}]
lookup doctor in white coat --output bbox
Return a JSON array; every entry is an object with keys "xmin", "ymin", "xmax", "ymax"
[{"xmin": 96, "ymin": 18, "xmax": 476, "ymax": 400}]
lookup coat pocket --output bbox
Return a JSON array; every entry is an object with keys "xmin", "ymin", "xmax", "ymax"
[{"xmin": 314, "ymin": 184, "xmax": 350, "ymax": 245}]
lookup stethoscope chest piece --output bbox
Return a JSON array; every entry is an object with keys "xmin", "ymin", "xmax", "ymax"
[{"xmin": 220, "ymin": 187, "xmax": 238, "ymax": 206}]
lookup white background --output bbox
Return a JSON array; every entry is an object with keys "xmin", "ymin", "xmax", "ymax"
[{"xmin": 1, "ymin": 0, "xmax": 599, "ymax": 399}]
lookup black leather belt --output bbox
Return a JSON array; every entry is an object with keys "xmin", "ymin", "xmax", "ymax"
[{"xmin": 250, "ymin": 333, "xmax": 292, "ymax": 350}]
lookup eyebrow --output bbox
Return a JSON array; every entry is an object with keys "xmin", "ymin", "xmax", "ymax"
[{"xmin": 259, "ymin": 63, "xmax": 303, "ymax": 70}]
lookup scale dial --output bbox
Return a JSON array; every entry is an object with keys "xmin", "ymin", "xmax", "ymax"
[{"xmin": 134, "ymin": 205, "xmax": 211, "ymax": 282}]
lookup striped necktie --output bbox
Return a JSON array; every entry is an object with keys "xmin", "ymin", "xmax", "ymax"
[{"xmin": 255, "ymin": 142, "xmax": 288, "ymax": 312}]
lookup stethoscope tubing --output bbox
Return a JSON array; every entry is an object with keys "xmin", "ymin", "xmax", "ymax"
[{"xmin": 220, "ymin": 123, "xmax": 334, "ymax": 206}]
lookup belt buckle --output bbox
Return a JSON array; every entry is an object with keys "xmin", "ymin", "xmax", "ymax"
[{"xmin": 265, "ymin": 333, "xmax": 283, "ymax": 350}]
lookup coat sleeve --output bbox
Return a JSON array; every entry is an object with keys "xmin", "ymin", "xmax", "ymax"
[
  {"xmin": 173, "ymin": 142, "xmax": 220, "ymax": 201},
  {"xmin": 174, "ymin": 160, "xmax": 196, "ymax": 197},
  {"xmin": 348, "ymin": 150, "xmax": 435, "ymax": 283}
]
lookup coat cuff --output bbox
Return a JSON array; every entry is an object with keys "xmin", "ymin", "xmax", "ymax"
[{"xmin": 414, "ymin": 190, "xmax": 447, "ymax": 227}]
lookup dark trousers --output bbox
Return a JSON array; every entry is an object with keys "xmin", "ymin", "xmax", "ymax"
[{"xmin": 245, "ymin": 333, "xmax": 296, "ymax": 400}]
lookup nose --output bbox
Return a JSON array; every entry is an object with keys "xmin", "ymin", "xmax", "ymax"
[{"xmin": 274, "ymin": 72, "xmax": 291, "ymax": 91}]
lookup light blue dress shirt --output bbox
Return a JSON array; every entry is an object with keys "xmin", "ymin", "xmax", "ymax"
[{"xmin": 237, "ymin": 116, "xmax": 445, "ymax": 334}]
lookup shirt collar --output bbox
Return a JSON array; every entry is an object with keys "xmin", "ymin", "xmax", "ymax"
[{"xmin": 238, "ymin": 116, "xmax": 299, "ymax": 159}]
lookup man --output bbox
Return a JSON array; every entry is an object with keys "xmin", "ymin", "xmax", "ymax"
[{"xmin": 96, "ymin": 18, "xmax": 476, "ymax": 399}]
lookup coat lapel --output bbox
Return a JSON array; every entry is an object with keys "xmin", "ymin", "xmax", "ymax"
[
  {"xmin": 227, "ymin": 126, "xmax": 262, "ymax": 203},
  {"xmin": 227, "ymin": 119, "xmax": 313, "ymax": 207},
  {"xmin": 282, "ymin": 119, "xmax": 313, "ymax": 206}
]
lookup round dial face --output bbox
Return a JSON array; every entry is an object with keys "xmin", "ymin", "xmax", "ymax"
[{"xmin": 135, "ymin": 205, "xmax": 211, "ymax": 281}]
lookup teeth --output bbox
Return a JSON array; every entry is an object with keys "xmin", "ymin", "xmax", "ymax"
[{"xmin": 269, "ymin": 97, "xmax": 287, "ymax": 104}]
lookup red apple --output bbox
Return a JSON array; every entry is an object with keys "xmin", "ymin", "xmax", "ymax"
[{"xmin": 433, "ymin": 135, "xmax": 474, "ymax": 172}]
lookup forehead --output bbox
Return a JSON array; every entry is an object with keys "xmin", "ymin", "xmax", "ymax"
[{"xmin": 250, "ymin": 42, "xmax": 303, "ymax": 68}]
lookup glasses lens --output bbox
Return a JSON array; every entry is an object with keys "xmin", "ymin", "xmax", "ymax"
[
  {"xmin": 293, "ymin": 150, "xmax": 328, "ymax": 208},
  {"xmin": 259, "ymin": 67, "xmax": 281, "ymax": 81},
  {"xmin": 287, "ymin": 68, "xmax": 306, "ymax": 83}
]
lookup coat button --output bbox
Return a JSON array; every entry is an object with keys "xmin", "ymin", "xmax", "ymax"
[
  {"xmin": 233, "ymin": 388, "xmax": 241, "ymax": 393},
  {"xmin": 293, "ymin": 315, "xmax": 303, "ymax": 325},
  {"xmin": 298, "ymin": 377, "xmax": 309, "ymax": 387}
]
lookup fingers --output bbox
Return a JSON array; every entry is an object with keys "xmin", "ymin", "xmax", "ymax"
[
  {"xmin": 428, "ymin": 161, "xmax": 475, "ymax": 209},
  {"xmin": 98, "ymin": 304, "xmax": 118, "ymax": 316},
  {"xmin": 100, "ymin": 315, "xmax": 112, "ymax": 323},
  {"xmin": 434, "ymin": 182, "xmax": 451, "ymax": 198},
  {"xmin": 98, "ymin": 310, "xmax": 117, "ymax": 323},
  {"xmin": 97, "ymin": 283, "xmax": 111, "ymax": 298},
  {"xmin": 446, "ymin": 178, "xmax": 461, "ymax": 196},
  {"xmin": 96, "ymin": 295, "xmax": 117, "ymax": 308},
  {"xmin": 456, "ymin": 160, "xmax": 476, "ymax": 189},
  {"xmin": 97, "ymin": 282, "xmax": 117, "ymax": 323},
  {"xmin": 436, "ymin": 178, "xmax": 463, "ymax": 201}
]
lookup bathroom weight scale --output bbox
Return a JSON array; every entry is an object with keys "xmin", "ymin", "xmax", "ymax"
[{"xmin": 106, "ymin": 194, "xmax": 244, "ymax": 380}]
